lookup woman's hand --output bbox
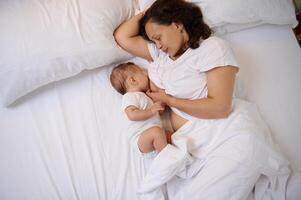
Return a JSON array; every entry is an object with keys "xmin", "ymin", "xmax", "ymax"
[{"xmin": 146, "ymin": 89, "xmax": 171, "ymax": 104}]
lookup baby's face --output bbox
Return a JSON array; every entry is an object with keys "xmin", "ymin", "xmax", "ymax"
[{"xmin": 135, "ymin": 68, "xmax": 150, "ymax": 92}]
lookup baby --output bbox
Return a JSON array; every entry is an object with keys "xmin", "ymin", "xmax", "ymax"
[{"xmin": 110, "ymin": 62, "xmax": 170, "ymax": 158}]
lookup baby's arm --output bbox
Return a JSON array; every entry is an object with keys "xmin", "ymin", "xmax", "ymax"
[{"xmin": 125, "ymin": 102, "xmax": 164, "ymax": 121}]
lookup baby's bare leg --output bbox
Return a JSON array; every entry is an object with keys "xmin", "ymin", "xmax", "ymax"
[{"xmin": 138, "ymin": 126, "xmax": 167, "ymax": 153}]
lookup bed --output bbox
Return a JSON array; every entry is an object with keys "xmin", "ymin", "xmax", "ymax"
[{"xmin": 1, "ymin": 0, "xmax": 301, "ymax": 199}]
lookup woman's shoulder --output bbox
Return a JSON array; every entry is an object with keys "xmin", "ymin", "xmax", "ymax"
[
  {"xmin": 191, "ymin": 36, "xmax": 234, "ymax": 59},
  {"xmin": 200, "ymin": 36, "xmax": 230, "ymax": 50},
  {"xmin": 188, "ymin": 36, "xmax": 227, "ymax": 57},
  {"xmin": 188, "ymin": 36, "xmax": 238, "ymax": 70}
]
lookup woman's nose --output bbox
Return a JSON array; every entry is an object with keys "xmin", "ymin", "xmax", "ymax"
[{"xmin": 155, "ymin": 41, "xmax": 162, "ymax": 49}]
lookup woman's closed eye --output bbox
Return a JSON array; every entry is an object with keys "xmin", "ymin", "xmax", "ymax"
[{"xmin": 151, "ymin": 35, "xmax": 161, "ymax": 42}]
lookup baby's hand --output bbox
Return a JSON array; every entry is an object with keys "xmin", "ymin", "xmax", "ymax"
[{"xmin": 150, "ymin": 101, "xmax": 165, "ymax": 114}]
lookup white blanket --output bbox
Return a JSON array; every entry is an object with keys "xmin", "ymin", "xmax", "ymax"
[{"xmin": 138, "ymin": 99, "xmax": 290, "ymax": 199}]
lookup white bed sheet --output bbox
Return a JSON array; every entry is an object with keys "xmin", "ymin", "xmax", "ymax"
[
  {"xmin": 224, "ymin": 25, "xmax": 301, "ymax": 170},
  {"xmin": 0, "ymin": 66, "xmax": 139, "ymax": 200},
  {"xmin": 223, "ymin": 24, "xmax": 301, "ymax": 199},
  {"xmin": 1, "ymin": 24, "xmax": 301, "ymax": 199}
]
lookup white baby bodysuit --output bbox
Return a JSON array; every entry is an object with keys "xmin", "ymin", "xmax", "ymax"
[
  {"xmin": 147, "ymin": 36, "xmax": 239, "ymax": 121},
  {"xmin": 122, "ymin": 91, "xmax": 162, "ymax": 156}
]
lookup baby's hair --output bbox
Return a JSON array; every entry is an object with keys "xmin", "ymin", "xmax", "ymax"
[{"xmin": 110, "ymin": 62, "xmax": 140, "ymax": 94}]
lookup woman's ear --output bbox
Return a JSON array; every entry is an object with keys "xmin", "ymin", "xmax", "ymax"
[{"xmin": 172, "ymin": 22, "xmax": 184, "ymax": 32}]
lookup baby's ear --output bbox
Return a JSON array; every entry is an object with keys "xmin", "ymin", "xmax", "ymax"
[{"xmin": 128, "ymin": 76, "xmax": 137, "ymax": 85}]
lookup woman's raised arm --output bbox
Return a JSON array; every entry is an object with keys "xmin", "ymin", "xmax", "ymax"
[{"xmin": 114, "ymin": 12, "xmax": 152, "ymax": 61}]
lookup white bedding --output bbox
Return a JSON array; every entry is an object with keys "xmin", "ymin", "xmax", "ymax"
[
  {"xmin": 1, "ymin": 24, "xmax": 301, "ymax": 199},
  {"xmin": 0, "ymin": 0, "xmax": 134, "ymax": 106},
  {"xmin": 224, "ymin": 25, "xmax": 301, "ymax": 171}
]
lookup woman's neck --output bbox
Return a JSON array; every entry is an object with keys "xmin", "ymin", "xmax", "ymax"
[
  {"xmin": 170, "ymin": 44, "xmax": 189, "ymax": 60},
  {"xmin": 170, "ymin": 30, "xmax": 189, "ymax": 60}
]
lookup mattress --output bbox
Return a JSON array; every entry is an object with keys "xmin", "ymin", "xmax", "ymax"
[{"xmin": 1, "ymin": 24, "xmax": 300, "ymax": 199}]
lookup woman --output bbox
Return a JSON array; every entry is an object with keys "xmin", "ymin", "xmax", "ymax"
[{"xmin": 114, "ymin": 0, "xmax": 289, "ymax": 199}]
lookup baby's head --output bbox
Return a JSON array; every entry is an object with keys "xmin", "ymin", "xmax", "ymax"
[{"xmin": 110, "ymin": 62, "xmax": 149, "ymax": 94}]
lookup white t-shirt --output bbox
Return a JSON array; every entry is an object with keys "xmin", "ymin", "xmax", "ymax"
[
  {"xmin": 122, "ymin": 92, "xmax": 162, "ymax": 138},
  {"xmin": 147, "ymin": 36, "xmax": 239, "ymax": 121}
]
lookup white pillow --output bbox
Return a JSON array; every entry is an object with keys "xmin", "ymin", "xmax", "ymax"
[
  {"xmin": 191, "ymin": 0, "xmax": 298, "ymax": 34},
  {"xmin": 138, "ymin": 0, "xmax": 298, "ymax": 35},
  {"xmin": 0, "ymin": 0, "xmax": 135, "ymax": 106},
  {"xmin": 137, "ymin": 0, "xmax": 155, "ymax": 10}
]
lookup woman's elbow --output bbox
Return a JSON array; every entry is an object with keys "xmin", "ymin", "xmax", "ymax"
[
  {"xmin": 113, "ymin": 32, "xmax": 128, "ymax": 50},
  {"xmin": 113, "ymin": 28, "xmax": 126, "ymax": 44},
  {"xmin": 216, "ymin": 104, "xmax": 232, "ymax": 118},
  {"xmin": 113, "ymin": 30, "xmax": 122, "ymax": 43}
]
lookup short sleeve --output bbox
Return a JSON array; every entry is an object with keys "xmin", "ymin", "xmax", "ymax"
[
  {"xmin": 147, "ymin": 42, "xmax": 160, "ymax": 61},
  {"xmin": 146, "ymin": 42, "xmax": 166, "ymax": 89},
  {"xmin": 195, "ymin": 37, "xmax": 239, "ymax": 72},
  {"xmin": 122, "ymin": 93, "xmax": 139, "ymax": 111}
]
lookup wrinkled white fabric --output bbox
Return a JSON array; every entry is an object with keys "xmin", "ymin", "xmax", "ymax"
[
  {"xmin": 0, "ymin": 0, "xmax": 135, "ymax": 106},
  {"xmin": 139, "ymin": 99, "xmax": 290, "ymax": 199}
]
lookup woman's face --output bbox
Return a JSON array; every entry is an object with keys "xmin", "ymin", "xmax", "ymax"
[{"xmin": 145, "ymin": 21, "xmax": 187, "ymax": 58}]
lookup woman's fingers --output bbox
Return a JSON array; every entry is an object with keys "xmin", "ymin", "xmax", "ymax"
[
  {"xmin": 147, "ymin": 89, "xmax": 169, "ymax": 105},
  {"xmin": 147, "ymin": 91, "xmax": 160, "ymax": 101}
]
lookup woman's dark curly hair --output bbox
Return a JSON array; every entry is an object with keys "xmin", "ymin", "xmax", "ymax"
[{"xmin": 139, "ymin": 0, "xmax": 212, "ymax": 49}]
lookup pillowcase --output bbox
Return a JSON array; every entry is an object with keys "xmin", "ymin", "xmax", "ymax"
[
  {"xmin": 137, "ymin": 0, "xmax": 155, "ymax": 10},
  {"xmin": 137, "ymin": 0, "xmax": 298, "ymax": 35},
  {"xmin": 0, "ymin": 0, "xmax": 135, "ymax": 106},
  {"xmin": 191, "ymin": 0, "xmax": 298, "ymax": 35}
]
